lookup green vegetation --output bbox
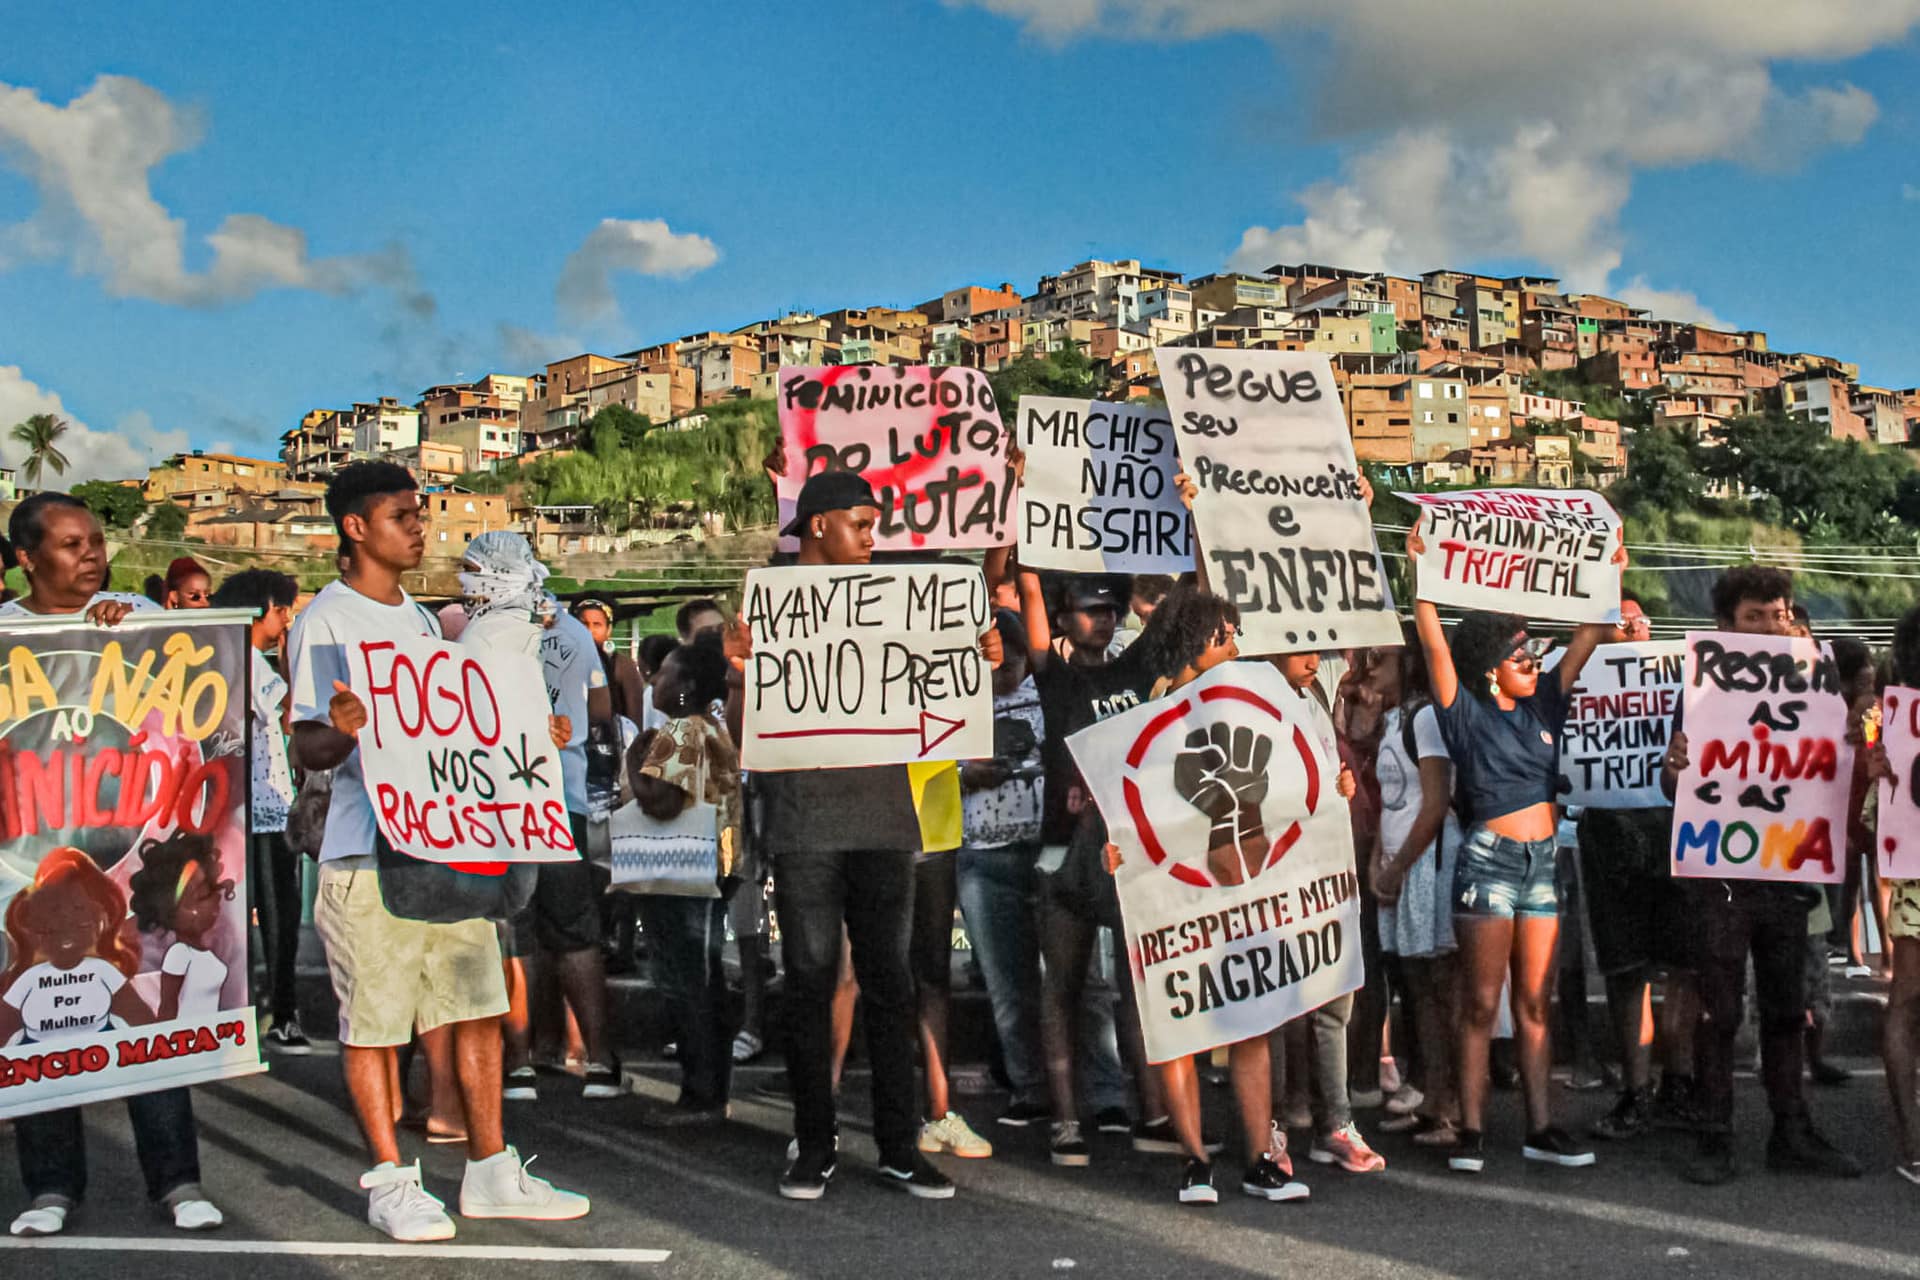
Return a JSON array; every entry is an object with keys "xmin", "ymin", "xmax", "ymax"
[
  {"xmin": 1523, "ymin": 367, "xmax": 1650, "ymax": 428},
  {"xmin": 987, "ymin": 345, "xmax": 1100, "ymax": 424},
  {"xmin": 8, "ymin": 413, "xmax": 70, "ymax": 486},
  {"xmin": 145, "ymin": 502, "xmax": 188, "ymax": 540},
  {"xmin": 71, "ymin": 479, "xmax": 147, "ymax": 528}
]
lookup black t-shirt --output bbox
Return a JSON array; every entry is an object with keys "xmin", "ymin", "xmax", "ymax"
[
  {"xmin": 756, "ymin": 765, "xmax": 923, "ymax": 856},
  {"xmin": 1434, "ymin": 676, "xmax": 1573, "ymax": 825},
  {"xmin": 1033, "ymin": 647, "xmax": 1162, "ymax": 845}
]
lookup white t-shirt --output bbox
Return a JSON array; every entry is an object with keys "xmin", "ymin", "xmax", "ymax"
[
  {"xmin": 461, "ymin": 609, "xmax": 606, "ymax": 816},
  {"xmin": 3, "ymin": 957, "xmax": 125, "ymax": 1041},
  {"xmin": 1377, "ymin": 704, "xmax": 1461, "ymax": 863},
  {"xmin": 162, "ymin": 942, "xmax": 228, "ymax": 1018},
  {"xmin": 250, "ymin": 647, "xmax": 295, "ymax": 834},
  {"xmin": 0, "ymin": 591, "xmax": 159, "ymax": 620},
  {"xmin": 285, "ymin": 579, "xmax": 442, "ymax": 862}
]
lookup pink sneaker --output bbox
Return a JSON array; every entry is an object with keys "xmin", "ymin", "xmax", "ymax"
[
  {"xmin": 1266, "ymin": 1121, "xmax": 1294, "ymax": 1177},
  {"xmin": 1311, "ymin": 1123, "xmax": 1386, "ymax": 1173}
]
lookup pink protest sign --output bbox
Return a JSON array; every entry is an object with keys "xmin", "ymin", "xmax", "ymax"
[
  {"xmin": 776, "ymin": 365, "xmax": 1015, "ymax": 551},
  {"xmin": 1879, "ymin": 686, "xmax": 1920, "ymax": 880}
]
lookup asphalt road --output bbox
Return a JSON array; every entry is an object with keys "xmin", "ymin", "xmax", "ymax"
[{"xmin": 3, "ymin": 1048, "xmax": 1917, "ymax": 1280}]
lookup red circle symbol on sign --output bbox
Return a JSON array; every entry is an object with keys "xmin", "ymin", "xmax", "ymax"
[{"xmin": 1118, "ymin": 684, "xmax": 1321, "ymax": 890}]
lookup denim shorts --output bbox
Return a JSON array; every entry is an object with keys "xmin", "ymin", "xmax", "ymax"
[{"xmin": 1453, "ymin": 826, "xmax": 1560, "ymax": 919}]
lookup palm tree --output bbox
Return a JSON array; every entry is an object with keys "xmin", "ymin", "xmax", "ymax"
[{"xmin": 9, "ymin": 414, "xmax": 71, "ymax": 487}]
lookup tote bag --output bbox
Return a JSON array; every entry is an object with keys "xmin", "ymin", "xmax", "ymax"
[{"xmin": 609, "ymin": 754, "xmax": 721, "ymax": 898}]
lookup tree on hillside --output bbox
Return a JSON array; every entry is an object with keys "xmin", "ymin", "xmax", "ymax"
[
  {"xmin": 9, "ymin": 413, "xmax": 70, "ymax": 486},
  {"xmin": 1698, "ymin": 411, "xmax": 1912, "ymax": 544},
  {"xmin": 145, "ymin": 502, "xmax": 188, "ymax": 540},
  {"xmin": 71, "ymin": 480, "xmax": 147, "ymax": 528},
  {"xmin": 988, "ymin": 344, "xmax": 1100, "ymax": 426},
  {"xmin": 580, "ymin": 404, "xmax": 656, "ymax": 452},
  {"xmin": 1608, "ymin": 424, "xmax": 1702, "ymax": 514}
]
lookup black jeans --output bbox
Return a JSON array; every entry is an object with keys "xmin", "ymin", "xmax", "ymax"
[
  {"xmin": 775, "ymin": 847, "xmax": 917, "ymax": 1161},
  {"xmin": 1691, "ymin": 880, "xmax": 1812, "ymax": 1130},
  {"xmin": 15, "ymin": 1087, "xmax": 201, "ymax": 1204},
  {"xmin": 635, "ymin": 894, "xmax": 733, "ymax": 1110},
  {"xmin": 248, "ymin": 831, "xmax": 303, "ymax": 1023}
]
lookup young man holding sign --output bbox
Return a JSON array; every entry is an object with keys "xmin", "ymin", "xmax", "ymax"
[
  {"xmin": 730, "ymin": 471, "xmax": 1001, "ymax": 1202},
  {"xmin": 1660, "ymin": 566, "xmax": 1860, "ymax": 1186},
  {"xmin": 288, "ymin": 463, "xmax": 589, "ymax": 1241}
]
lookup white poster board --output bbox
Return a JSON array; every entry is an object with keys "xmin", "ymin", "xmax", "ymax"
[
  {"xmin": 349, "ymin": 633, "xmax": 578, "ymax": 863},
  {"xmin": 1558, "ymin": 640, "xmax": 1685, "ymax": 809},
  {"xmin": 1400, "ymin": 488, "xmax": 1622, "ymax": 623},
  {"xmin": 1670, "ymin": 632, "xmax": 1851, "ymax": 885},
  {"xmin": 740, "ymin": 563, "xmax": 993, "ymax": 771},
  {"xmin": 1156, "ymin": 348, "xmax": 1400, "ymax": 655},
  {"xmin": 776, "ymin": 365, "xmax": 1014, "ymax": 553},
  {"xmin": 1878, "ymin": 686, "xmax": 1920, "ymax": 880},
  {"xmin": 1016, "ymin": 395, "xmax": 1192, "ymax": 574},
  {"xmin": 1067, "ymin": 663, "xmax": 1362, "ymax": 1063}
]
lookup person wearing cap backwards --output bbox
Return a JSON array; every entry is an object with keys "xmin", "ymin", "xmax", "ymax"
[{"xmin": 727, "ymin": 470, "xmax": 1001, "ymax": 1202}]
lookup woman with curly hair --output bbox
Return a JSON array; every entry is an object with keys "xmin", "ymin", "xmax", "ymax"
[
  {"xmin": 1406, "ymin": 516, "xmax": 1622, "ymax": 1175},
  {"xmin": 128, "ymin": 832, "xmax": 237, "ymax": 1022}
]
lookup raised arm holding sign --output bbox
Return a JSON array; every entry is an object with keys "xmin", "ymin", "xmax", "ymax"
[
  {"xmin": 1401, "ymin": 488, "xmax": 1623, "ymax": 623},
  {"xmin": 1017, "ymin": 394, "xmax": 1192, "ymax": 574}
]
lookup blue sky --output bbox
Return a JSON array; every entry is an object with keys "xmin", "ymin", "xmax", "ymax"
[{"xmin": 3, "ymin": 0, "xmax": 1917, "ymax": 480}]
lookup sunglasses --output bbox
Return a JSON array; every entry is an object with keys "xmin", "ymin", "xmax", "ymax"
[{"xmin": 1503, "ymin": 638, "xmax": 1554, "ymax": 672}]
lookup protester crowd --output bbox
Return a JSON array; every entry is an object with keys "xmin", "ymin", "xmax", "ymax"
[{"xmin": 2, "ymin": 442, "xmax": 1917, "ymax": 1245}]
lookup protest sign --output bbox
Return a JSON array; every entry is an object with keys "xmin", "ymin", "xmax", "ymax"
[
  {"xmin": 777, "ymin": 365, "xmax": 1014, "ymax": 552},
  {"xmin": 1067, "ymin": 662, "xmax": 1361, "ymax": 1063},
  {"xmin": 740, "ymin": 563, "xmax": 993, "ymax": 772},
  {"xmin": 1017, "ymin": 394, "xmax": 1192, "ymax": 574},
  {"xmin": 1400, "ymin": 488, "xmax": 1622, "ymax": 623},
  {"xmin": 0, "ymin": 611, "xmax": 262, "ymax": 1119},
  {"xmin": 1155, "ymin": 347, "xmax": 1400, "ymax": 655},
  {"xmin": 349, "ymin": 633, "xmax": 577, "ymax": 863},
  {"xmin": 1670, "ymin": 632, "xmax": 1851, "ymax": 885},
  {"xmin": 1878, "ymin": 686, "xmax": 1920, "ymax": 880},
  {"xmin": 1557, "ymin": 640, "xmax": 1685, "ymax": 808}
]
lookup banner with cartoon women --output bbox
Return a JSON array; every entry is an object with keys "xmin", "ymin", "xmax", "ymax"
[
  {"xmin": 0, "ymin": 610, "xmax": 261, "ymax": 1118},
  {"xmin": 1067, "ymin": 662, "xmax": 1362, "ymax": 1063}
]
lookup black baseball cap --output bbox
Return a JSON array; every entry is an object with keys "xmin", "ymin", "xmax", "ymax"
[{"xmin": 780, "ymin": 471, "xmax": 881, "ymax": 537}]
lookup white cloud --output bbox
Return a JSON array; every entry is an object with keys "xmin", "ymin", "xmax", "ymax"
[
  {"xmin": 498, "ymin": 324, "xmax": 585, "ymax": 371},
  {"xmin": 962, "ymin": 1, "xmax": 1920, "ymax": 319},
  {"xmin": 1612, "ymin": 280, "xmax": 1725, "ymax": 329},
  {"xmin": 0, "ymin": 75, "xmax": 426, "ymax": 308},
  {"xmin": 0, "ymin": 366, "xmax": 186, "ymax": 484},
  {"xmin": 554, "ymin": 218, "xmax": 719, "ymax": 327}
]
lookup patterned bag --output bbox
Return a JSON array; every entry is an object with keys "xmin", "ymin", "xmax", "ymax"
[{"xmin": 609, "ymin": 752, "xmax": 721, "ymax": 898}]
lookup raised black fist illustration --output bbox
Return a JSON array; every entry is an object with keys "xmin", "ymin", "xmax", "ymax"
[{"xmin": 1173, "ymin": 723, "xmax": 1273, "ymax": 885}]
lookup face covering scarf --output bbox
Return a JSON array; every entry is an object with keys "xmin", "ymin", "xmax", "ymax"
[{"xmin": 459, "ymin": 531, "xmax": 553, "ymax": 624}]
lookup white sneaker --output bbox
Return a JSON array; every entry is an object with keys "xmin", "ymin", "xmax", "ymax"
[
  {"xmin": 459, "ymin": 1147, "xmax": 590, "ymax": 1220},
  {"xmin": 360, "ymin": 1161, "xmax": 456, "ymax": 1243},
  {"xmin": 503, "ymin": 1065, "xmax": 538, "ymax": 1102},
  {"xmin": 918, "ymin": 1112, "xmax": 994, "ymax": 1159},
  {"xmin": 1385, "ymin": 1084, "xmax": 1425, "ymax": 1117},
  {"xmin": 171, "ymin": 1199, "xmax": 224, "ymax": 1231},
  {"xmin": 9, "ymin": 1202, "xmax": 68, "ymax": 1237}
]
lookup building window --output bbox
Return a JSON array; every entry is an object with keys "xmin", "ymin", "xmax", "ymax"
[
  {"xmin": 1422, "ymin": 411, "xmax": 1434, "ymax": 424},
  {"xmin": 1418, "ymin": 382, "xmax": 1434, "ymax": 399}
]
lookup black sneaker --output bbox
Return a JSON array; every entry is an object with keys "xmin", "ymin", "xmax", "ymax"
[
  {"xmin": 1767, "ymin": 1117, "xmax": 1863, "ymax": 1178},
  {"xmin": 1523, "ymin": 1127, "xmax": 1596, "ymax": 1167},
  {"xmin": 1050, "ymin": 1120, "xmax": 1091, "ymax": 1167},
  {"xmin": 779, "ymin": 1146, "xmax": 837, "ymax": 1200},
  {"xmin": 1684, "ymin": 1131, "xmax": 1737, "ymax": 1186},
  {"xmin": 1093, "ymin": 1106, "xmax": 1131, "ymax": 1134},
  {"xmin": 582, "ymin": 1058, "xmax": 623, "ymax": 1100},
  {"xmin": 265, "ymin": 1020, "xmax": 312, "ymax": 1055},
  {"xmin": 1132, "ymin": 1116, "xmax": 1226, "ymax": 1155},
  {"xmin": 1178, "ymin": 1158, "xmax": 1219, "ymax": 1205},
  {"xmin": 1241, "ymin": 1154, "xmax": 1309, "ymax": 1202},
  {"xmin": 1591, "ymin": 1088, "xmax": 1653, "ymax": 1141},
  {"xmin": 1809, "ymin": 1058, "xmax": 1852, "ymax": 1087},
  {"xmin": 998, "ymin": 1099, "xmax": 1051, "ymax": 1128},
  {"xmin": 1652, "ymin": 1074, "xmax": 1702, "ymax": 1131},
  {"xmin": 879, "ymin": 1151, "xmax": 955, "ymax": 1199},
  {"xmin": 1448, "ymin": 1129, "xmax": 1486, "ymax": 1174}
]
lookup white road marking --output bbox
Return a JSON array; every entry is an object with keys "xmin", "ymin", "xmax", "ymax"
[{"xmin": 0, "ymin": 1237, "xmax": 668, "ymax": 1262}]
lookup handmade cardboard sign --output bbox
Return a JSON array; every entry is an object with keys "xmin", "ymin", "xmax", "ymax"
[
  {"xmin": 1670, "ymin": 632, "xmax": 1851, "ymax": 885},
  {"xmin": 1877, "ymin": 686, "xmax": 1920, "ymax": 879},
  {"xmin": 777, "ymin": 365, "xmax": 1014, "ymax": 552},
  {"xmin": 349, "ymin": 634, "xmax": 578, "ymax": 863},
  {"xmin": 1067, "ymin": 662, "xmax": 1361, "ymax": 1063},
  {"xmin": 0, "ymin": 611, "xmax": 263, "ymax": 1119},
  {"xmin": 1401, "ymin": 488, "xmax": 1622, "ymax": 623},
  {"xmin": 1156, "ymin": 347, "xmax": 1400, "ymax": 654},
  {"xmin": 1558, "ymin": 640, "xmax": 1685, "ymax": 809},
  {"xmin": 740, "ymin": 563, "xmax": 993, "ymax": 771},
  {"xmin": 1017, "ymin": 394, "xmax": 1192, "ymax": 574}
]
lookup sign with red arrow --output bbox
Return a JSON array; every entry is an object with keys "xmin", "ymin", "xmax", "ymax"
[{"xmin": 740, "ymin": 564, "xmax": 993, "ymax": 771}]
